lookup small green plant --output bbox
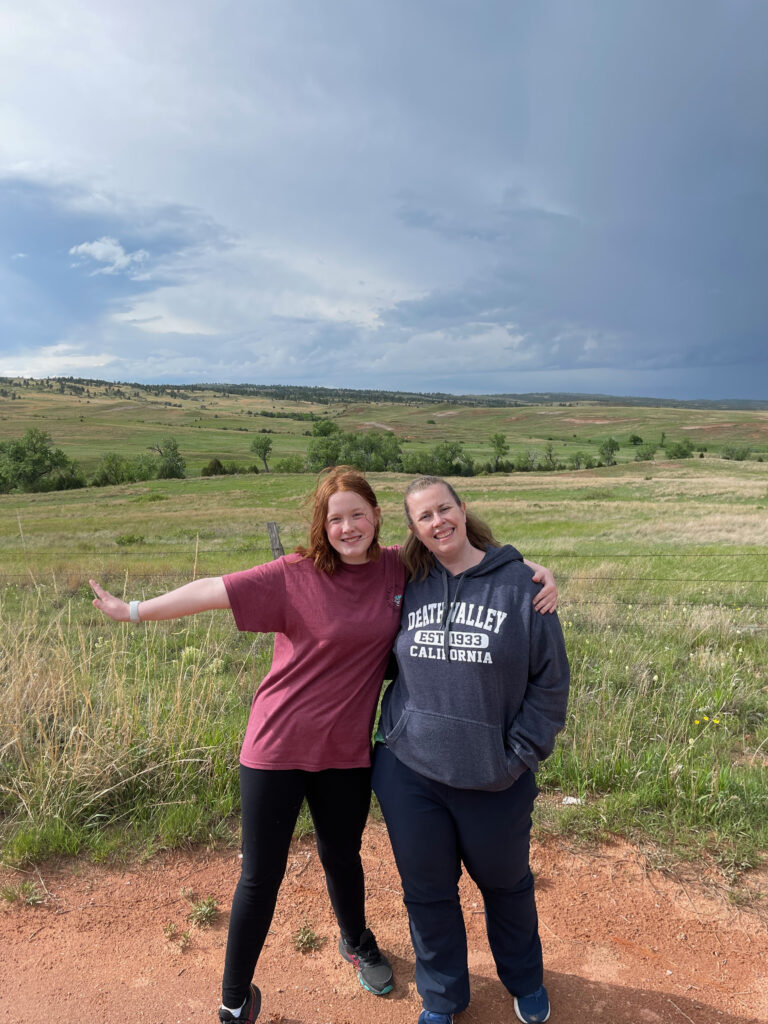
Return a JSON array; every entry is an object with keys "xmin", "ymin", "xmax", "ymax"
[
  {"xmin": 293, "ymin": 919, "xmax": 324, "ymax": 953},
  {"xmin": 1, "ymin": 880, "xmax": 45, "ymax": 905},
  {"xmin": 163, "ymin": 921, "xmax": 192, "ymax": 949},
  {"xmin": 115, "ymin": 533, "xmax": 145, "ymax": 546},
  {"xmin": 187, "ymin": 895, "xmax": 219, "ymax": 928}
]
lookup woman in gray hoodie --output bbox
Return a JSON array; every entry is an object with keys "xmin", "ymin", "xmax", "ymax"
[{"xmin": 373, "ymin": 476, "xmax": 570, "ymax": 1024}]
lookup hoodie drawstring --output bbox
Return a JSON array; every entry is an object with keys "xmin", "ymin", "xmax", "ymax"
[{"xmin": 439, "ymin": 568, "xmax": 467, "ymax": 655}]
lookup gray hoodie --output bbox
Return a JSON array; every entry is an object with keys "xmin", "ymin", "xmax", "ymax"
[{"xmin": 379, "ymin": 545, "xmax": 569, "ymax": 791}]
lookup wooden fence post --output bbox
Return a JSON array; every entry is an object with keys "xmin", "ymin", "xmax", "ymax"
[{"xmin": 266, "ymin": 522, "xmax": 284, "ymax": 560}]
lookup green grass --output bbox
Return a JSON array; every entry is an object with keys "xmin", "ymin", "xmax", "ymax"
[
  {"xmin": 2, "ymin": 379, "xmax": 767, "ymax": 479},
  {"xmin": 1, "ymin": 454, "xmax": 766, "ymax": 877}
]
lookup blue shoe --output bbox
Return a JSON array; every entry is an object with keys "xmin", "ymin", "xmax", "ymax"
[
  {"xmin": 514, "ymin": 984, "xmax": 550, "ymax": 1023},
  {"xmin": 417, "ymin": 1013, "xmax": 454, "ymax": 1024}
]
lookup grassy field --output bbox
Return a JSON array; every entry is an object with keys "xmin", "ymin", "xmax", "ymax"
[
  {"xmin": 2, "ymin": 378, "xmax": 768, "ymax": 476},
  {"xmin": 1, "ymin": 387, "xmax": 767, "ymax": 882}
]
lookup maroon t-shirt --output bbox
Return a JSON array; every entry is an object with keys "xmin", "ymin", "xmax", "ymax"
[{"xmin": 223, "ymin": 548, "xmax": 405, "ymax": 771}]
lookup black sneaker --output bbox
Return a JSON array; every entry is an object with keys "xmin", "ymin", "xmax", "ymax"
[
  {"xmin": 339, "ymin": 927, "xmax": 394, "ymax": 995},
  {"xmin": 218, "ymin": 983, "xmax": 261, "ymax": 1023}
]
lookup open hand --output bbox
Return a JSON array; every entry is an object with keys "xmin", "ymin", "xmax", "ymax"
[{"xmin": 89, "ymin": 580, "xmax": 130, "ymax": 621}]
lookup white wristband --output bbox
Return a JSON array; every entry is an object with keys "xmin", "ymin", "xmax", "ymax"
[{"xmin": 129, "ymin": 600, "xmax": 142, "ymax": 624}]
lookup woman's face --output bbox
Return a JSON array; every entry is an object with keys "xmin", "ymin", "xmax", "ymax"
[
  {"xmin": 325, "ymin": 490, "xmax": 380, "ymax": 564},
  {"xmin": 406, "ymin": 483, "xmax": 467, "ymax": 561}
]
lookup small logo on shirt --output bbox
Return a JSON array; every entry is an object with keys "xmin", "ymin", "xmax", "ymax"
[{"xmin": 393, "ymin": 594, "xmax": 403, "ymax": 607}]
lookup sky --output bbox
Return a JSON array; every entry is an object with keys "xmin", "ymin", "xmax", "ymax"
[{"xmin": 1, "ymin": 0, "xmax": 766, "ymax": 400}]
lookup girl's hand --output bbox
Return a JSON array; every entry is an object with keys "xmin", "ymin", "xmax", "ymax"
[
  {"xmin": 90, "ymin": 580, "xmax": 130, "ymax": 621},
  {"xmin": 530, "ymin": 566, "xmax": 558, "ymax": 614}
]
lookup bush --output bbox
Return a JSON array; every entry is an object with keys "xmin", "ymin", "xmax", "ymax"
[
  {"xmin": 154, "ymin": 438, "xmax": 186, "ymax": 479},
  {"xmin": 567, "ymin": 452, "xmax": 589, "ymax": 470},
  {"xmin": 515, "ymin": 451, "xmax": 539, "ymax": 472},
  {"xmin": 401, "ymin": 441, "xmax": 473, "ymax": 476},
  {"xmin": 273, "ymin": 456, "xmax": 306, "ymax": 473},
  {"xmin": 201, "ymin": 458, "xmax": 227, "ymax": 477},
  {"xmin": 48, "ymin": 465, "xmax": 86, "ymax": 490},
  {"xmin": 664, "ymin": 439, "xmax": 694, "ymax": 459},
  {"xmin": 0, "ymin": 429, "xmax": 83, "ymax": 493},
  {"xmin": 634, "ymin": 443, "xmax": 658, "ymax": 462},
  {"xmin": 92, "ymin": 452, "xmax": 157, "ymax": 486},
  {"xmin": 722, "ymin": 444, "xmax": 751, "ymax": 461}
]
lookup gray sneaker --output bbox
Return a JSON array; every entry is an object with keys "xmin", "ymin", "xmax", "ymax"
[{"xmin": 339, "ymin": 928, "xmax": 394, "ymax": 995}]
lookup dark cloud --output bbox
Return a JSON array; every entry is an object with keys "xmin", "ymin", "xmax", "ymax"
[{"xmin": 1, "ymin": 2, "xmax": 766, "ymax": 398}]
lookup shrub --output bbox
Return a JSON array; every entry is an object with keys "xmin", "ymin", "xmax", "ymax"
[
  {"xmin": 0, "ymin": 429, "xmax": 83, "ymax": 493},
  {"xmin": 664, "ymin": 439, "xmax": 694, "ymax": 459},
  {"xmin": 201, "ymin": 458, "xmax": 227, "ymax": 477},
  {"xmin": 154, "ymin": 438, "xmax": 186, "ymax": 479},
  {"xmin": 273, "ymin": 456, "xmax": 306, "ymax": 473},
  {"xmin": 634, "ymin": 443, "xmax": 658, "ymax": 462},
  {"xmin": 722, "ymin": 444, "xmax": 751, "ymax": 461}
]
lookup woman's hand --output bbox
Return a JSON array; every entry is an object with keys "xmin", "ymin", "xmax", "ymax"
[
  {"xmin": 526, "ymin": 562, "xmax": 558, "ymax": 614},
  {"xmin": 90, "ymin": 580, "xmax": 131, "ymax": 621}
]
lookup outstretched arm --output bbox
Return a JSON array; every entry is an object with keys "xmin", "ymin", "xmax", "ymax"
[
  {"xmin": 90, "ymin": 577, "xmax": 231, "ymax": 622},
  {"xmin": 523, "ymin": 559, "xmax": 558, "ymax": 614}
]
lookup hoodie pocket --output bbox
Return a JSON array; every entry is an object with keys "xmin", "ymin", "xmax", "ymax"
[{"xmin": 386, "ymin": 707, "xmax": 516, "ymax": 791}]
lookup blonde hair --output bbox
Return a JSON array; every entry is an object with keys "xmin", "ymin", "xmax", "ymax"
[
  {"xmin": 401, "ymin": 475, "xmax": 499, "ymax": 580},
  {"xmin": 295, "ymin": 466, "xmax": 381, "ymax": 575}
]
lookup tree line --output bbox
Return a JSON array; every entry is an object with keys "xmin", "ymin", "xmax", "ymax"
[{"xmin": 0, "ymin": 425, "xmax": 756, "ymax": 495}]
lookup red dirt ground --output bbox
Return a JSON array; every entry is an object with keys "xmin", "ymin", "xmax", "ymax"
[{"xmin": 1, "ymin": 822, "xmax": 766, "ymax": 1024}]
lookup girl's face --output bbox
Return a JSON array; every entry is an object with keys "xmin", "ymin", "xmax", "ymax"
[
  {"xmin": 406, "ymin": 483, "xmax": 467, "ymax": 561},
  {"xmin": 325, "ymin": 490, "xmax": 380, "ymax": 564}
]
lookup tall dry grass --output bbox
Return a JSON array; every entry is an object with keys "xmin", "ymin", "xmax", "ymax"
[{"xmin": 0, "ymin": 590, "xmax": 271, "ymax": 862}]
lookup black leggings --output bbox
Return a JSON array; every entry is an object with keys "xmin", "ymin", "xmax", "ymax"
[{"xmin": 221, "ymin": 764, "xmax": 372, "ymax": 1008}]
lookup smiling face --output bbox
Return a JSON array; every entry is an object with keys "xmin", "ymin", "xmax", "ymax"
[
  {"xmin": 405, "ymin": 483, "xmax": 469, "ymax": 564},
  {"xmin": 325, "ymin": 490, "xmax": 381, "ymax": 564}
]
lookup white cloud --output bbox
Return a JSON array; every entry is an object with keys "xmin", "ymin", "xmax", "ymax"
[
  {"xmin": 363, "ymin": 323, "xmax": 530, "ymax": 379},
  {"xmin": 69, "ymin": 236, "xmax": 149, "ymax": 275},
  {"xmin": 111, "ymin": 302, "xmax": 218, "ymax": 336},
  {"xmin": 0, "ymin": 343, "xmax": 117, "ymax": 377}
]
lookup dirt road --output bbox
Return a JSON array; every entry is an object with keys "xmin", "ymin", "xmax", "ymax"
[{"xmin": 1, "ymin": 823, "xmax": 765, "ymax": 1024}]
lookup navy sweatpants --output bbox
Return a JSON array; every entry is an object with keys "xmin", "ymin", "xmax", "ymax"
[{"xmin": 372, "ymin": 744, "xmax": 542, "ymax": 1014}]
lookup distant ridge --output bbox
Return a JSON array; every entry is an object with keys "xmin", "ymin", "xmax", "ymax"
[{"xmin": 2, "ymin": 376, "xmax": 767, "ymax": 411}]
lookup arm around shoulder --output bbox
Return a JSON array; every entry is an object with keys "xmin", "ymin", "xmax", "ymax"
[{"xmin": 523, "ymin": 557, "xmax": 558, "ymax": 614}]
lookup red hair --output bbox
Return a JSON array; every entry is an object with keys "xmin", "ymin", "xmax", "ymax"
[{"xmin": 295, "ymin": 466, "xmax": 382, "ymax": 575}]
